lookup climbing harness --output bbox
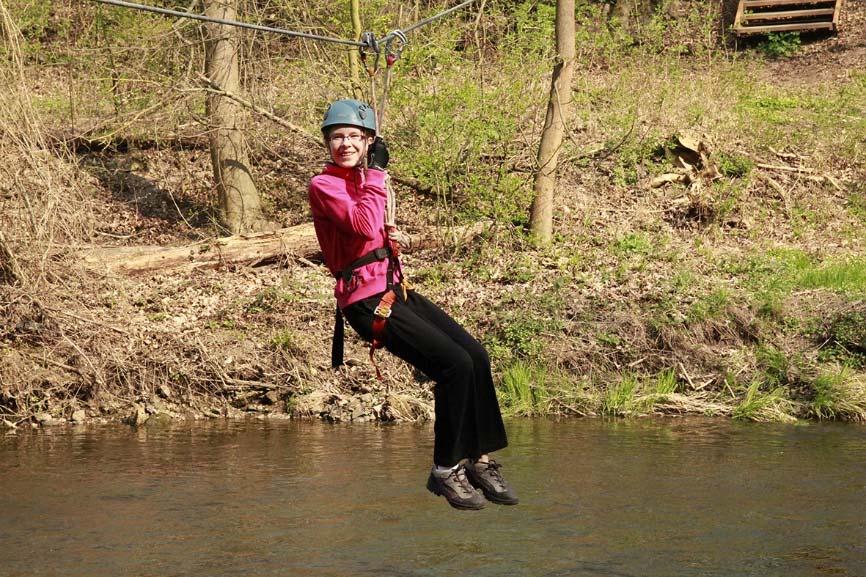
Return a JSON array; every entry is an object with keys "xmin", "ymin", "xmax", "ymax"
[
  {"xmin": 331, "ymin": 245, "xmax": 405, "ymax": 384},
  {"xmin": 330, "ymin": 4, "xmax": 482, "ymax": 387}
]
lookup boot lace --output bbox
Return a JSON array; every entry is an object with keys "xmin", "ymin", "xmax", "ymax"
[
  {"xmin": 479, "ymin": 460, "xmax": 505, "ymax": 489},
  {"xmin": 447, "ymin": 466, "xmax": 476, "ymax": 497}
]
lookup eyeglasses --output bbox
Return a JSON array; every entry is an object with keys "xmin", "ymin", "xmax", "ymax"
[{"xmin": 329, "ymin": 133, "xmax": 366, "ymax": 144}]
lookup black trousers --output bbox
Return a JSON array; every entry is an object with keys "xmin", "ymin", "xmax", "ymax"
[{"xmin": 343, "ymin": 288, "xmax": 508, "ymax": 467}]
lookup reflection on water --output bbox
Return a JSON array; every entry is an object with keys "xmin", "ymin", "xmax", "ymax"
[{"xmin": 1, "ymin": 418, "xmax": 865, "ymax": 577}]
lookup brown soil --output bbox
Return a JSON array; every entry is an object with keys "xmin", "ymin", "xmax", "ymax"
[{"xmin": 760, "ymin": 0, "xmax": 866, "ymax": 84}]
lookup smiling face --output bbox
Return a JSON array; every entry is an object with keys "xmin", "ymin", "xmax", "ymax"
[{"xmin": 327, "ymin": 125, "xmax": 374, "ymax": 168}]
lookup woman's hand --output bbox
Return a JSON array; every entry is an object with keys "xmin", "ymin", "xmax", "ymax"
[
  {"xmin": 388, "ymin": 227, "xmax": 412, "ymax": 251},
  {"xmin": 367, "ymin": 137, "xmax": 389, "ymax": 171}
]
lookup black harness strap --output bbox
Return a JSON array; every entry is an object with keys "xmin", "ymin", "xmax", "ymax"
[
  {"xmin": 331, "ymin": 245, "xmax": 397, "ymax": 369},
  {"xmin": 336, "ymin": 246, "xmax": 391, "ymax": 284}
]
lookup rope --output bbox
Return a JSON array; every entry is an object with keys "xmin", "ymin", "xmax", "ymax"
[{"xmin": 89, "ymin": 0, "xmax": 366, "ymax": 47}]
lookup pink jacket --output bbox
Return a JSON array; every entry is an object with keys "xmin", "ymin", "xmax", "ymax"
[{"xmin": 309, "ymin": 164, "xmax": 398, "ymax": 309}]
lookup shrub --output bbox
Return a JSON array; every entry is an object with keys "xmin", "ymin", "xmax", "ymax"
[
  {"xmin": 760, "ymin": 32, "xmax": 801, "ymax": 59},
  {"xmin": 717, "ymin": 152, "xmax": 755, "ymax": 178}
]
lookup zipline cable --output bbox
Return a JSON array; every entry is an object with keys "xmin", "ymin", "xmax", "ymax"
[
  {"xmin": 371, "ymin": 0, "xmax": 479, "ymax": 132},
  {"xmin": 383, "ymin": 0, "xmax": 479, "ymax": 42},
  {"xmin": 89, "ymin": 0, "xmax": 366, "ymax": 47}
]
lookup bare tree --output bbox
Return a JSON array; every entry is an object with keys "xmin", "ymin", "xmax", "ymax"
[
  {"xmin": 349, "ymin": 0, "xmax": 363, "ymax": 99},
  {"xmin": 529, "ymin": 0, "xmax": 575, "ymax": 244},
  {"xmin": 204, "ymin": 0, "xmax": 271, "ymax": 234}
]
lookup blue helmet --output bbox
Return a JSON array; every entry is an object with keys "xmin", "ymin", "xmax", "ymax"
[{"xmin": 321, "ymin": 99, "xmax": 377, "ymax": 135}]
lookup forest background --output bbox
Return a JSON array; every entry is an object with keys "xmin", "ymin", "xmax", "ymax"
[{"xmin": 1, "ymin": 0, "xmax": 865, "ymax": 429}]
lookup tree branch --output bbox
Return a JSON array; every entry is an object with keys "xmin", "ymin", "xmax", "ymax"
[
  {"xmin": 193, "ymin": 75, "xmax": 434, "ymax": 195},
  {"xmin": 197, "ymin": 74, "xmax": 321, "ymax": 145}
]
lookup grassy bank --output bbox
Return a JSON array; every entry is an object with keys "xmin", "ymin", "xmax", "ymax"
[{"xmin": 1, "ymin": 0, "xmax": 865, "ymax": 428}]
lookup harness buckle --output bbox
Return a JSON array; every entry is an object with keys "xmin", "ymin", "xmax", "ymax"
[{"xmin": 373, "ymin": 303, "xmax": 392, "ymax": 319}]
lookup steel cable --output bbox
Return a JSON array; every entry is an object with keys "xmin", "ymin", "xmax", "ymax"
[
  {"xmin": 89, "ymin": 0, "xmax": 366, "ymax": 47},
  {"xmin": 383, "ymin": 0, "xmax": 479, "ymax": 42}
]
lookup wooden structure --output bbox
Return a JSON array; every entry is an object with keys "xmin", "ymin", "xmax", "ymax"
[{"xmin": 733, "ymin": 0, "xmax": 843, "ymax": 35}]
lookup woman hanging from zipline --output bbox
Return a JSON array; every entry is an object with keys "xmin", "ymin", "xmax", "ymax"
[{"xmin": 308, "ymin": 99, "xmax": 518, "ymax": 510}]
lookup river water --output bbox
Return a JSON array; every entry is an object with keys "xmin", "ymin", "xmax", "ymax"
[{"xmin": 1, "ymin": 417, "xmax": 864, "ymax": 577}]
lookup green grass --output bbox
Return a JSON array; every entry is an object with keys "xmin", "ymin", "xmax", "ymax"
[
  {"xmin": 32, "ymin": 94, "xmax": 74, "ymax": 117},
  {"xmin": 725, "ymin": 251, "xmax": 866, "ymax": 322},
  {"xmin": 687, "ymin": 288, "xmax": 731, "ymax": 323},
  {"xmin": 817, "ymin": 308, "xmax": 866, "ymax": 368},
  {"xmin": 672, "ymin": 269, "xmax": 697, "ymax": 293},
  {"xmin": 269, "ymin": 329, "xmax": 298, "ymax": 352},
  {"xmin": 797, "ymin": 259, "xmax": 866, "ymax": 294},
  {"xmin": 716, "ymin": 152, "xmax": 755, "ymax": 179},
  {"xmin": 652, "ymin": 369, "xmax": 679, "ymax": 397},
  {"xmin": 847, "ymin": 186, "xmax": 866, "ymax": 222},
  {"xmin": 756, "ymin": 345, "xmax": 799, "ymax": 387},
  {"xmin": 732, "ymin": 75, "xmax": 866, "ymax": 160},
  {"xmin": 805, "ymin": 368, "xmax": 866, "ymax": 421},
  {"xmin": 498, "ymin": 361, "xmax": 551, "ymax": 416},
  {"xmin": 733, "ymin": 381, "xmax": 796, "ymax": 423},
  {"xmin": 600, "ymin": 374, "xmax": 640, "ymax": 416},
  {"xmin": 614, "ymin": 232, "xmax": 653, "ymax": 256},
  {"xmin": 246, "ymin": 287, "xmax": 299, "ymax": 314},
  {"xmin": 598, "ymin": 370, "xmax": 681, "ymax": 417}
]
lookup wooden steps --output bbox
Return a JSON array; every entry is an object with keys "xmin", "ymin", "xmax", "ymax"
[{"xmin": 733, "ymin": 0, "xmax": 843, "ymax": 36}]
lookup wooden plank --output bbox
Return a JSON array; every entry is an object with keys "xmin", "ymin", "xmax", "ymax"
[
  {"xmin": 734, "ymin": 0, "xmax": 747, "ymax": 30},
  {"xmin": 742, "ymin": 8, "xmax": 836, "ymax": 20},
  {"xmin": 744, "ymin": 0, "xmax": 833, "ymax": 7},
  {"xmin": 733, "ymin": 21, "xmax": 835, "ymax": 34},
  {"xmin": 833, "ymin": 0, "xmax": 843, "ymax": 25}
]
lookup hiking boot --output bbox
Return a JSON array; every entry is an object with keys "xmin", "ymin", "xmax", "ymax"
[
  {"xmin": 426, "ymin": 465, "xmax": 487, "ymax": 510},
  {"xmin": 466, "ymin": 459, "xmax": 519, "ymax": 505}
]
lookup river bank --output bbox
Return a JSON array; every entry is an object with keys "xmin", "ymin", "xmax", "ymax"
[{"xmin": 2, "ymin": 1, "xmax": 865, "ymax": 429}]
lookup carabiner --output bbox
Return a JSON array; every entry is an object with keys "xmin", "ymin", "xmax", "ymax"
[
  {"xmin": 359, "ymin": 31, "xmax": 381, "ymax": 75},
  {"xmin": 384, "ymin": 29, "xmax": 407, "ymax": 67}
]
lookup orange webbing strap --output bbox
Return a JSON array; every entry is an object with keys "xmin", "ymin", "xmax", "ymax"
[{"xmin": 369, "ymin": 289, "xmax": 398, "ymax": 382}]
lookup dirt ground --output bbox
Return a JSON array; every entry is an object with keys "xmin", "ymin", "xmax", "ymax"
[{"xmin": 760, "ymin": 0, "xmax": 866, "ymax": 84}]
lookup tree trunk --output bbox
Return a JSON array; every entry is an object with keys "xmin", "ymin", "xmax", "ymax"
[
  {"xmin": 204, "ymin": 0, "xmax": 270, "ymax": 235},
  {"xmin": 81, "ymin": 223, "xmax": 490, "ymax": 276},
  {"xmin": 83, "ymin": 224, "xmax": 321, "ymax": 275},
  {"xmin": 349, "ymin": 0, "xmax": 363, "ymax": 99},
  {"xmin": 529, "ymin": 0, "xmax": 575, "ymax": 244}
]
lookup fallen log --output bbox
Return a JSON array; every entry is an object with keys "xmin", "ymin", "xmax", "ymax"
[
  {"xmin": 82, "ymin": 223, "xmax": 319, "ymax": 275},
  {"xmin": 82, "ymin": 221, "xmax": 490, "ymax": 276}
]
